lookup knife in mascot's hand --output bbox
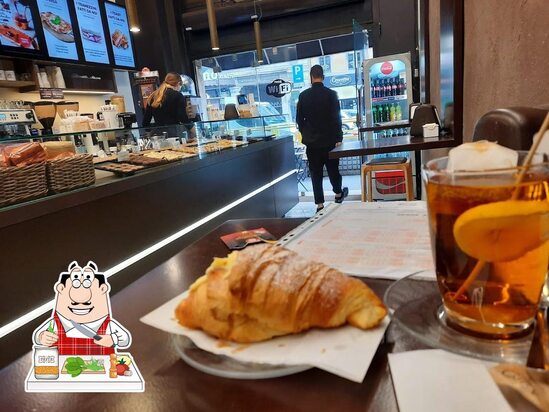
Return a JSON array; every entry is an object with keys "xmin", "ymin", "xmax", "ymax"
[{"xmin": 70, "ymin": 319, "xmax": 102, "ymax": 341}]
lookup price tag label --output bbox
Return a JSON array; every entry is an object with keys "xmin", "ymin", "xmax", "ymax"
[{"xmin": 39, "ymin": 88, "xmax": 64, "ymax": 99}]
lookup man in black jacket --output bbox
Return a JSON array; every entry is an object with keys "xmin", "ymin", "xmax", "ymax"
[{"xmin": 296, "ymin": 65, "xmax": 348, "ymax": 212}]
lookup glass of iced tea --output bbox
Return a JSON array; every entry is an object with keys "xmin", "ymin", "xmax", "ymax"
[{"xmin": 423, "ymin": 152, "xmax": 549, "ymax": 339}]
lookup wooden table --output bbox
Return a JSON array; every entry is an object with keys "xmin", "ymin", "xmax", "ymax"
[
  {"xmin": 0, "ymin": 218, "xmax": 428, "ymax": 412},
  {"xmin": 329, "ymin": 135, "xmax": 459, "ymax": 199}
]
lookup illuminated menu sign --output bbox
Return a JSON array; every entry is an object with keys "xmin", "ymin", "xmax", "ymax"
[
  {"xmin": 36, "ymin": 0, "xmax": 78, "ymax": 60},
  {"xmin": 0, "ymin": 0, "xmax": 40, "ymax": 51},
  {"xmin": 74, "ymin": 0, "xmax": 109, "ymax": 64},
  {"xmin": 104, "ymin": 2, "xmax": 134, "ymax": 68}
]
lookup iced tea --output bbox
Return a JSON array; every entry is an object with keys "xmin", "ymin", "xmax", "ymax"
[{"xmin": 424, "ymin": 157, "xmax": 549, "ymax": 338}]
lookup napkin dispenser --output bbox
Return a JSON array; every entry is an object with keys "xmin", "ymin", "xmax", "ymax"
[
  {"xmin": 423, "ymin": 123, "xmax": 439, "ymax": 138},
  {"xmin": 409, "ymin": 104, "xmax": 441, "ymax": 137}
]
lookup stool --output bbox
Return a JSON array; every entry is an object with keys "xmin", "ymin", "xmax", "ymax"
[{"xmin": 360, "ymin": 158, "xmax": 414, "ymax": 202}]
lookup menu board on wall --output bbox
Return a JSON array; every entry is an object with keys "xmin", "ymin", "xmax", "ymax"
[
  {"xmin": 104, "ymin": 2, "xmax": 135, "ymax": 68},
  {"xmin": 0, "ymin": 0, "xmax": 40, "ymax": 51},
  {"xmin": 36, "ymin": 0, "xmax": 78, "ymax": 60},
  {"xmin": 74, "ymin": 0, "xmax": 109, "ymax": 64}
]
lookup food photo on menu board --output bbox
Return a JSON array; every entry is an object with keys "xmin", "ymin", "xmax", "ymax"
[
  {"xmin": 0, "ymin": 0, "xmax": 39, "ymax": 50},
  {"xmin": 36, "ymin": 0, "xmax": 78, "ymax": 60},
  {"xmin": 104, "ymin": 2, "xmax": 134, "ymax": 68},
  {"xmin": 74, "ymin": 0, "xmax": 109, "ymax": 64}
]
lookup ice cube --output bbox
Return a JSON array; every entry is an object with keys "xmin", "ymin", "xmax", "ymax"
[{"xmin": 446, "ymin": 140, "xmax": 518, "ymax": 172}]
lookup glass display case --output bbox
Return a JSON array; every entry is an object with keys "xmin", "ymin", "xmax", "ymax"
[
  {"xmin": 0, "ymin": 115, "xmax": 294, "ymax": 209},
  {"xmin": 194, "ymin": 114, "xmax": 294, "ymax": 142},
  {"xmin": 0, "ymin": 115, "xmax": 293, "ymax": 147}
]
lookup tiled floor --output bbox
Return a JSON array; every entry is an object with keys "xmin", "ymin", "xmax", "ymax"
[
  {"xmin": 284, "ymin": 201, "xmax": 318, "ymax": 218},
  {"xmin": 298, "ymin": 175, "xmax": 363, "ymax": 197},
  {"xmin": 289, "ymin": 168, "xmax": 415, "ymax": 218},
  {"xmin": 284, "ymin": 200, "xmax": 363, "ymax": 218}
]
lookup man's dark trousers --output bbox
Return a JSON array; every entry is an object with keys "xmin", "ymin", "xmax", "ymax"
[{"xmin": 306, "ymin": 144, "xmax": 342, "ymax": 204}]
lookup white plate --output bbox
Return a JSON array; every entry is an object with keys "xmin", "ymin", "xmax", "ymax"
[{"xmin": 172, "ymin": 334, "xmax": 311, "ymax": 379}]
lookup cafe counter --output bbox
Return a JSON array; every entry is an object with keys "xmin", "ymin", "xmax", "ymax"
[{"xmin": 0, "ymin": 135, "xmax": 297, "ymax": 367}]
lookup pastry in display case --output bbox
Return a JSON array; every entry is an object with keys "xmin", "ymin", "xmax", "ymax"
[
  {"xmin": 0, "ymin": 113, "xmax": 294, "ymax": 208},
  {"xmin": 95, "ymin": 162, "xmax": 145, "ymax": 176},
  {"xmin": 142, "ymin": 150, "xmax": 194, "ymax": 162}
]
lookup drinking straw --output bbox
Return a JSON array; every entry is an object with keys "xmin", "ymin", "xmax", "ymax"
[{"xmin": 451, "ymin": 112, "xmax": 549, "ymax": 301}]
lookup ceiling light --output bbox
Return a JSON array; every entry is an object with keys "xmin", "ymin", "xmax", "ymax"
[
  {"xmin": 126, "ymin": 0, "xmax": 141, "ymax": 33},
  {"xmin": 253, "ymin": 17, "xmax": 263, "ymax": 64},
  {"xmin": 205, "ymin": 0, "xmax": 220, "ymax": 51}
]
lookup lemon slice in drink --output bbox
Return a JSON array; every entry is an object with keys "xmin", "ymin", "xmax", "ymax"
[{"xmin": 453, "ymin": 200, "xmax": 549, "ymax": 262}]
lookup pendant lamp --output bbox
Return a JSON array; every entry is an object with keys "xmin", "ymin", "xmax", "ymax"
[
  {"xmin": 126, "ymin": 0, "xmax": 141, "ymax": 33},
  {"xmin": 205, "ymin": 0, "xmax": 220, "ymax": 51},
  {"xmin": 252, "ymin": 1, "xmax": 262, "ymax": 64},
  {"xmin": 254, "ymin": 17, "xmax": 263, "ymax": 64}
]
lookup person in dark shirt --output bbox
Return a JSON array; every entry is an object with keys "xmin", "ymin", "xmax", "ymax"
[
  {"xmin": 296, "ymin": 65, "xmax": 348, "ymax": 213},
  {"xmin": 143, "ymin": 72, "xmax": 190, "ymax": 127}
]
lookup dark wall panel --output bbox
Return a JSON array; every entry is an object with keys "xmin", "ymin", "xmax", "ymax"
[{"xmin": 371, "ymin": 0, "xmax": 416, "ymax": 57}]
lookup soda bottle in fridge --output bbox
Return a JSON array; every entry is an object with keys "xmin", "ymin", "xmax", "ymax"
[
  {"xmin": 399, "ymin": 78, "xmax": 406, "ymax": 95},
  {"xmin": 391, "ymin": 78, "xmax": 398, "ymax": 96},
  {"xmin": 390, "ymin": 104, "xmax": 396, "ymax": 122},
  {"xmin": 395, "ymin": 104, "xmax": 402, "ymax": 121}
]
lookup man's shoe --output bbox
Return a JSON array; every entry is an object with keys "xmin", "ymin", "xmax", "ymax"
[
  {"xmin": 334, "ymin": 187, "xmax": 349, "ymax": 204},
  {"xmin": 316, "ymin": 205, "xmax": 324, "ymax": 213}
]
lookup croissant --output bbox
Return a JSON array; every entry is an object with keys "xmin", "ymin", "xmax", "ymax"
[{"xmin": 175, "ymin": 244, "xmax": 387, "ymax": 342}]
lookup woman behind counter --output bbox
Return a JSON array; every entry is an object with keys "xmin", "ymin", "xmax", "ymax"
[{"xmin": 142, "ymin": 72, "xmax": 191, "ymax": 127}]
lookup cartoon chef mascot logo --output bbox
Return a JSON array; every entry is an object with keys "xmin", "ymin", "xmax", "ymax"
[
  {"xmin": 34, "ymin": 261, "xmax": 131, "ymax": 354},
  {"xmin": 26, "ymin": 261, "xmax": 144, "ymax": 393}
]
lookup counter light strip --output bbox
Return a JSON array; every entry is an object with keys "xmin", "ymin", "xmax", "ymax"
[{"xmin": 0, "ymin": 169, "xmax": 296, "ymax": 339}]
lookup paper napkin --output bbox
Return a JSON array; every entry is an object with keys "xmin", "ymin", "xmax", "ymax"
[
  {"xmin": 388, "ymin": 349, "xmax": 513, "ymax": 412},
  {"xmin": 141, "ymin": 292, "xmax": 389, "ymax": 383}
]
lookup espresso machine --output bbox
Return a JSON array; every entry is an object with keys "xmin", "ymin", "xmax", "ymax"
[
  {"xmin": 0, "ymin": 108, "xmax": 37, "ymax": 138},
  {"xmin": 116, "ymin": 112, "xmax": 137, "ymax": 148}
]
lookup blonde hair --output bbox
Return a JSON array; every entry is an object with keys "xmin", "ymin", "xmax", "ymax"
[{"xmin": 149, "ymin": 72, "xmax": 182, "ymax": 109}]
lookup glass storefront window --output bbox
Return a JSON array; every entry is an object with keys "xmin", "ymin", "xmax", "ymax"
[{"xmin": 194, "ymin": 35, "xmax": 373, "ymax": 144}]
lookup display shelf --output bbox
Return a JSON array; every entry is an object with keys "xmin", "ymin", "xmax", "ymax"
[
  {"xmin": 18, "ymin": 87, "xmax": 117, "ymax": 95},
  {"xmin": 197, "ymin": 114, "xmax": 281, "ymax": 124},
  {"xmin": 0, "ymin": 124, "xmax": 190, "ymax": 142},
  {"xmin": 359, "ymin": 121, "xmax": 411, "ymax": 133},
  {"xmin": 376, "ymin": 120, "xmax": 410, "ymax": 127},
  {"xmin": 0, "ymin": 80, "xmax": 37, "ymax": 89},
  {"xmin": 371, "ymin": 95, "xmax": 408, "ymax": 104}
]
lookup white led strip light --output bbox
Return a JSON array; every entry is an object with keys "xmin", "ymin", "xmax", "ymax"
[{"xmin": 0, "ymin": 170, "xmax": 296, "ymax": 339}]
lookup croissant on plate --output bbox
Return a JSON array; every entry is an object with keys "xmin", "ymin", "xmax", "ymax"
[{"xmin": 175, "ymin": 244, "xmax": 387, "ymax": 342}]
